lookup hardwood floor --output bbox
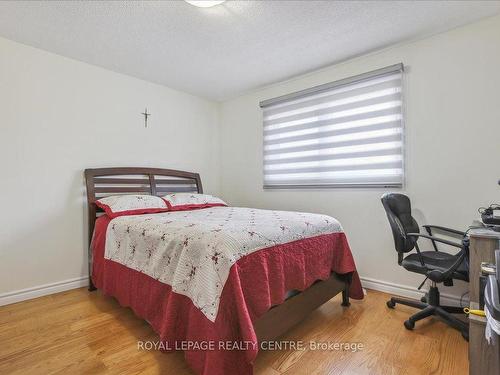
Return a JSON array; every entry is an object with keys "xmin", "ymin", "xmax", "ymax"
[{"xmin": 0, "ymin": 288, "xmax": 468, "ymax": 375}]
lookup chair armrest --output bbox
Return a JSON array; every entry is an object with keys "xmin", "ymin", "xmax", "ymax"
[
  {"xmin": 427, "ymin": 249, "xmax": 467, "ymax": 282},
  {"xmin": 407, "ymin": 234, "xmax": 469, "ymax": 283},
  {"xmin": 422, "ymin": 225, "xmax": 465, "ymax": 237},
  {"xmin": 406, "ymin": 233, "xmax": 462, "ymax": 248}
]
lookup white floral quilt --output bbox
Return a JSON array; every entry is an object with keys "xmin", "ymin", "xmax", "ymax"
[{"xmin": 104, "ymin": 206, "xmax": 343, "ymax": 321}]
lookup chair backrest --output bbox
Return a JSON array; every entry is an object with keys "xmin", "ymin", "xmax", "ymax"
[{"xmin": 381, "ymin": 193, "xmax": 420, "ymax": 258}]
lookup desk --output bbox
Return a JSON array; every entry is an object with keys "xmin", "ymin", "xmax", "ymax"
[{"xmin": 468, "ymin": 227, "xmax": 500, "ymax": 375}]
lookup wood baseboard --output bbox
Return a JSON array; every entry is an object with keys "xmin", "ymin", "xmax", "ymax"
[
  {"xmin": 361, "ymin": 276, "xmax": 468, "ymax": 306},
  {"xmin": 0, "ymin": 276, "xmax": 88, "ymax": 306},
  {"xmin": 0, "ymin": 274, "xmax": 467, "ymax": 308}
]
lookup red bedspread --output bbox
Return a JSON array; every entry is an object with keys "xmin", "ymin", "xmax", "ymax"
[{"xmin": 92, "ymin": 215, "xmax": 363, "ymax": 375}]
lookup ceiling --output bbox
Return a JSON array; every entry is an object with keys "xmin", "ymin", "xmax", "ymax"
[{"xmin": 0, "ymin": 1, "xmax": 499, "ymax": 101}]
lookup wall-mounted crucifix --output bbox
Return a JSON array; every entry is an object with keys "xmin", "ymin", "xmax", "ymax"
[{"xmin": 141, "ymin": 108, "xmax": 151, "ymax": 128}]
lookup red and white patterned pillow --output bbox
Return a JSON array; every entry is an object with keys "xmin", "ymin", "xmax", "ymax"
[
  {"xmin": 95, "ymin": 194, "xmax": 169, "ymax": 218},
  {"xmin": 161, "ymin": 193, "xmax": 227, "ymax": 211}
]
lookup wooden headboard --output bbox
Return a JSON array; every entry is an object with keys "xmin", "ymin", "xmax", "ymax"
[{"xmin": 84, "ymin": 167, "xmax": 202, "ymax": 290}]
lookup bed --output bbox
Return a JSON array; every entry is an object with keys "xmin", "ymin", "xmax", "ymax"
[{"xmin": 84, "ymin": 167, "xmax": 363, "ymax": 375}]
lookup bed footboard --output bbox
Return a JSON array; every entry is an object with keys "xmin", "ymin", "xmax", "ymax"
[{"xmin": 254, "ymin": 273, "xmax": 349, "ymax": 342}]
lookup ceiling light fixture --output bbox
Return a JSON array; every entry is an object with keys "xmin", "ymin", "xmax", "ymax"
[{"xmin": 185, "ymin": 0, "xmax": 226, "ymax": 8}]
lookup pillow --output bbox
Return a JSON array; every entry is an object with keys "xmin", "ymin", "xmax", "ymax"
[
  {"xmin": 95, "ymin": 194, "xmax": 169, "ymax": 218},
  {"xmin": 161, "ymin": 193, "xmax": 227, "ymax": 211}
]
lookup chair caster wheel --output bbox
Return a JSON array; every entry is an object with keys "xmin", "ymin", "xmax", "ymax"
[
  {"xmin": 404, "ymin": 320, "xmax": 415, "ymax": 330},
  {"xmin": 387, "ymin": 300, "xmax": 395, "ymax": 309}
]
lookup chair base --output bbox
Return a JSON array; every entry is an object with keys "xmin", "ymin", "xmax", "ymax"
[{"xmin": 386, "ymin": 286, "xmax": 469, "ymax": 341}]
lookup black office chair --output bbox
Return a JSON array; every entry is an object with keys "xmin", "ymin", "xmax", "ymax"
[{"xmin": 381, "ymin": 193, "xmax": 469, "ymax": 339}]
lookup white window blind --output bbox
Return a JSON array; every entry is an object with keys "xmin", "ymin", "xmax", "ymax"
[{"xmin": 261, "ymin": 64, "xmax": 404, "ymax": 189}]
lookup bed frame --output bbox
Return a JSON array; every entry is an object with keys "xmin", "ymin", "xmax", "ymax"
[{"xmin": 84, "ymin": 167, "xmax": 350, "ymax": 341}]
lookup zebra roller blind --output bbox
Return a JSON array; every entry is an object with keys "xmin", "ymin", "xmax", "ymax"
[{"xmin": 261, "ymin": 64, "xmax": 404, "ymax": 189}]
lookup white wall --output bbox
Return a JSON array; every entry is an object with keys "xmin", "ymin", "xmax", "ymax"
[
  {"xmin": 219, "ymin": 15, "xmax": 500, "ymax": 299},
  {"xmin": 0, "ymin": 37, "xmax": 220, "ymax": 296},
  {"xmin": 2, "ymin": 14, "xmax": 500, "ymax": 303}
]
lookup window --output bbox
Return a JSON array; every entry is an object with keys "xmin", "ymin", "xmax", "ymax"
[{"xmin": 260, "ymin": 64, "xmax": 404, "ymax": 189}]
